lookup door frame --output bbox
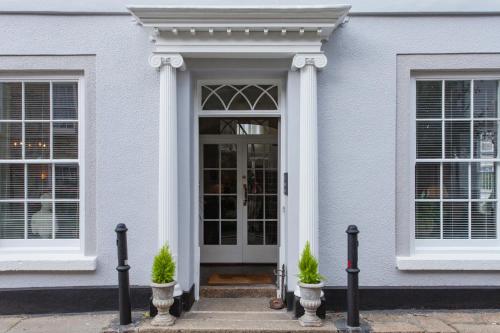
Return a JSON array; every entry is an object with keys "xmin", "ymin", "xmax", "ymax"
[
  {"xmin": 199, "ymin": 135, "xmax": 279, "ymax": 263},
  {"xmin": 192, "ymin": 78, "xmax": 287, "ymax": 298}
]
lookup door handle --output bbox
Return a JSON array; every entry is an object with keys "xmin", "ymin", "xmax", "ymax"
[{"xmin": 243, "ymin": 183, "xmax": 248, "ymax": 206}]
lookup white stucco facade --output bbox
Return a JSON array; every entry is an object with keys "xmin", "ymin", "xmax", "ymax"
[{"xmin": 1, "ymin": 0, "xmax": 500, "ymax": 297}]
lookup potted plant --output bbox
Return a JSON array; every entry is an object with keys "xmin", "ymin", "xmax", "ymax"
[
  {"xmin": 297, "ymin": 241, "xmax": 325, "ymax": 327},
  {"xmin": 150, "ymin": 245, "xmax": 176, "ymax": 326}
]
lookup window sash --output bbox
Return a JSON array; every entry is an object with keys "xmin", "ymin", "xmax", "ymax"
[
  {"xmin": 0, "ymin": 79, "xmax": 82, "ymax": 247},
  {"xmin": 414, "ymin": 78, "xmax": 500, "ymax": 247}
]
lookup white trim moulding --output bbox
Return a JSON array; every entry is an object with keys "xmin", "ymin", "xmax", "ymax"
[
  {"xmin": 397, "ymin": 255, "xmax": 500, "ymax": 271},
  {"xmin": 0, "ymin": 254, "xmax": 97, "ymax": 271}
]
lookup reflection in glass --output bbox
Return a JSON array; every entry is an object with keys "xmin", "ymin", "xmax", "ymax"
[
  {"xmin": 0, "ymin": 202, "xmax": 24, "ymax": 239},
  {"xmin": 0, "ymin": 82, "xmax": 22, "ymax": 120},
  {"xmin": 265, "ymin": 221, "xmax": 278, "ymax": 245},
  {"xmin": 474, "ymin": 80, "xmax": 498, "ymax": 118},
  {"xmin": 416, "ymin": 81, "xmax": 442, "ymax": 119},
  {"xmin": 53, "ymin": 82, "xmax": 78, "ymax": 120},
  {"xmin": 28, "ymin": 201, "xmax": 53, "ymax": 239},
  {"xmin": 415, "ymin": 202, "xmax": 440, "ymax": 239},
  {"xmin": 471, "ymin": 202, "xmax": 496, "ymax": 239},
  {"xmin": 416, "ymin": 121, "xmax": 442, "ymax": 158},
  {"xmin": 203, "ymin": 145, "xmax": 219, "ymax": 168},
  {"xmin": 203, "ymin": 196, "xmax": 219, "ymax": 219},
  {"xmin": 199, "ymin": 118, "xmax": 279, "ymax": 135},
  {"xmin": 265, "ymin": 171, "xmax": 278, "ymax": 194},
  {"xmin": 474, "ymin": 121, "xmax": 497, "ymax": 159},
  {"xmin": 221, "ymin": 220, "xmax": 237, "ymax": 245},
  {"xmin": 27, "ymin": 164, "xmax": 52, "ymax": 199},
  {"xmin": 265, "ymin": 196, "xmax": 277, "ymax": 219},
  {"xmin": 53, "ymin": 122, "xmax": 78, "ymax": 159},
  {"xmin": 204, "ymin": 220, "xmax": 219, "ymax": 245},
  {"xmin": 443, "ymin": 163, "xmax": 468, "ymax": 199},
  {"xmin": 221, "ymin": 171, "xmax": 236, "ymax": 193},
  {"xmin": 445, "ymin": 80, "xmax": 470, "ymax": 118},
  {"xmin": 247, "ymin": 196, "xmax": 263, "ymax": 219},
  {"xmin": 248, "ymin": 220, "xmax": 263, "ymax": 245},
  {"xmin": 25, "ymin": 83, "xmax": 50, "ymax": 120},
  {"xmin": 55, "ymin": 202, "xmax": 79, "ymax": 239},
  {"xmin": 443, "ymin": 202, "xmax": 469, "ymax": 239},
  {"xmin": 445, "ymin": 121, "xmax": 470, "ymax": 158},
  {"xmin": 0, "ymin": 164, "xmax": 24, "ymax": 199},
  {"xmin": 248, "ymin": 170, "xmax": 263, "ymax": 194},
  {"xmin": 0, "ymin": 123, "xmax": 22, "ymax": 159},
  {"xmin": 415, "ymin": 163, "xmax": 440, "ymax": 199},
  {"xmin": 221, "ymin": 196, "xmax": 237, "ymax": 219},
  {"xmin": 204, "ymin": 170, "xmax": 219, "ymax": 194},
  {"xmin": 25, "ymin": 122, "xmax": 50, "ymax": 159},
  {"xmin": 55, "ymin": 164, "xmax": 79, "ymax": 199},
  {"xmin": 220, "ymin": 144, "xmax": 236, "ymax": 168},
  {"xmin": 472, "ymin": 162, "xmax": 496, "ymax": 200}
]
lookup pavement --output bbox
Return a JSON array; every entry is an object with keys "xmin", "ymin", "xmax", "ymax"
[{"xmin": 2, "ymin": 308, "xmax": 500, "ymax": 332}]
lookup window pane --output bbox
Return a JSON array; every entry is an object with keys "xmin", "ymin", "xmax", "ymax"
[
  {"xmin": 415, "ymin": 163, "xmax": 440, "ymax": 199},
  {"xmin": 53, "ymin": 122, "xmax": 78, "ymax": 159},
  {"xmin": 474, "ymin": 80, "xmax": 498, "ymax": 118},
  {"xmin": 471, "ymin": 202, "xmax": 496, "ymax": 239},
  {"xmin": 221, "ymin": 170, "xmax": 236, "ymax": 194},
  {"xmin": 221, "ymin": 220, "xmax": 237, "ymax": 245},
  {"xmin": 415, "ymin": 202, "xmax": 440, "ymax": 239},
  {"xmin": 443, "ymin": 202, "xmax": 469, "ymax": 239},
  {"xmin": 221, "ymin": 196, "xmax": 237, "ymax": 219},
  {"xmin": 204, "ymin": 170, "xmax": 219, "ymax": 194},
  {"xmin": 265, "ymin": 170, "xmax": 278, "ymax": 194},
  {"xmin": 248, "ymin": 170, "xmax": 263, "ymax": 194},
  {"xmin": 0, "ymin": 202, "xmax": 24, "ymax": 239},
  {"xmin": 27, "ymin": 164, "xmax": 52, "ymax": 199},
  {"xmin": 265, "ymin": 195, "xmax": 277, "ymax": 219},
  {"xmin": 53, "ymin": 82, "xmax": 78, "ymax": 120},
  {"xmin": 220, "ymin": 144, "xmax": 236, "ymax": 168},
  {"xmin": 416, "ymin": 81, "xmax": 442, "ymax": 119},
  {"xmin": 248, "ymin": 195, "xmax": 263, "ymax": 219},
  {"xmin": 25, "ymin": 83, "xmax": 50, "ymax": 120},
  {"xmin": 445, "ymin": 121, "xmax": 470, "ymax": 158},
  {"xmin": 204, "ymin": 220, "xmax": 219, "ymax": 245},
  {"xmin": 25, "ymin": 122, "xmax": 50, "ymax": 159},
  {"xmin": 55, "ymin": 164, "xmax": 79, "ymax": 199},
  {"xmin": 203, "ymin": 196, "xmax": 219, "ymax": 219},
  {"xmin": 248, "ymin": 220, "xmax": 263, "ymax": 245},
  {"xmin": 0, "ymin": 123, "xmax": 22, "ymax": 159},
  {"xmin": 265, "ymin": 220, "xmax": 278, "ymax": 245},
  {"xmin": 28, "ymin": 201, "xmax": 53, "ymax": 239},
  {"xmin": 0, "ymin": 164, "xmax": 24, "ymax": 199},
  {"xmin": 416, "ymin": 121, "xmax": 441, "ymax": 158},
  {"xmin": 203, "ymin": 144, "xmax": 218, "ymax": 168},
  {"xmin": 445, "ymin": 80, "xmax": 470, "ymax": 118},
  {"xmin": 443, "ymin": 162, "xmax": 469, "ymax": 199},
  {"xmin": 55, "ymin": 202, "xmax": 79, "ymax": 239},
  {"xmin": 472, "ymin": 162, "xmax": 496, "ymax": 200},
  {"xmin": 199, "ymin": 118, "xmax": 279, "ymax": 135},
  {"xmin": 0, "ymin": 83, "xmax": 22, "ymax": 120},
  {"xmin": 473, "ymin": 121, "xmax": 497, "ymax": 159}
]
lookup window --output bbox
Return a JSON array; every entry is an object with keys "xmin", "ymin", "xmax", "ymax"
[
  {"xmin": 201, "ymin": 84, "xmax": 279, "ymax": 111},
  {"xmin": 0, "ymin": 80, "xmax": 81, "ymax": 248},
  {"xmin": 415, "ymin": 79, "xmax": 500, "ymax": 247}
]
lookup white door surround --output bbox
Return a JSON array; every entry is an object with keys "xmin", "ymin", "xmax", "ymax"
[{"xmin": 128, "ymin": 4, "xmax": 351, "ymax": 297}]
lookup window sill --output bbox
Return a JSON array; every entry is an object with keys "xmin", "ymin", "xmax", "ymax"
[
  {"xmin": 397, "ymin": 254, "xmax": 500, "ymax": 271},
  {"xmin": 0, "ymin": 254, "xmax": 97, "ymax": 272}
]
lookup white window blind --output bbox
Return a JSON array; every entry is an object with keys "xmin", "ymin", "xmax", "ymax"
[
  {"xmin": 415, "ymin": 79, "xmax": 499, "ymax": 242},
  {"xmin": 0, "ymin": 80, "xmax": 80, "ymax": 243}
]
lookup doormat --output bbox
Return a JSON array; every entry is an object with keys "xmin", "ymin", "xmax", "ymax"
[{"xmin": 207, "ymin": 273, "xmax": 274, "ymax": 285}]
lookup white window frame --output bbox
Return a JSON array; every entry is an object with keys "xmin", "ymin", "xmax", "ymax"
[
  {"xmin": 0, "ymin": 75, "xmax": 85, "ymax": 255},
  {"xmin": 412, "ymin": 73, "xmax": 500, "ymax": 255}
]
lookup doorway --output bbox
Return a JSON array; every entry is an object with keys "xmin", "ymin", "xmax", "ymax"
[{"xmin": 199, "ymin": 118, "xmax": 279, "ymax": 264}]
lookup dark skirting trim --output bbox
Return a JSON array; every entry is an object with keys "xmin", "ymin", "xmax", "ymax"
[
  {"xmin": 0, "ymin": 286, "xmax": 151, "ymax": 315},
  {"xmin": 288, "ymin": 286, "xmax": 500, "ymax": 314}
]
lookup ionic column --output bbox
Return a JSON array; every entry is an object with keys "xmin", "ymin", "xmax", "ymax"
[
  {"xmin": 150, "ymin": 54, "xmax": 185, "ymax": 296},
  {"xmin": 292, "ymin": 54, "xmax": 327, "ymax": 258}
]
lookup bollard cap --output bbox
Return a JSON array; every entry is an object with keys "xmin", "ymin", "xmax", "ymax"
[
  {"xmin": 346, "ymin": 225, "xmax": 359, "ymax": 234},
  {"xmin": 115, "ymin": 223, "xmax": 128, "ymax": 233}
]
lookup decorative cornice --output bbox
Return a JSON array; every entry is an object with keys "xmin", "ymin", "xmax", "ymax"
[
  {"xmin": 291, "ymin": 54, "xmax": 328, "ymax": 71},
  {"xmin": 149, "ymin": 54, "xmax": 185, "ymax": 70}
]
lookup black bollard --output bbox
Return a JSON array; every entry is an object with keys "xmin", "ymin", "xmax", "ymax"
[
  {"xmin": 116, "ymin": 223, "xmax": 132, "ymax": 325},
  {"xmin": 346, "ymin": 225, "xmax": 360, "ymax": 328}
]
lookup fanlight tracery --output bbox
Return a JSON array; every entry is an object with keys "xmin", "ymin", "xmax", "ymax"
[{"xmin": 201, "ymin": 84, "xmax": 279, "ymax": 111}]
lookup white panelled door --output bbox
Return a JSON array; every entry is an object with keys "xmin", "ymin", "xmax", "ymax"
[{"xmin": 200, "ymin": 135, "xmax": 279, "ymax": 263}]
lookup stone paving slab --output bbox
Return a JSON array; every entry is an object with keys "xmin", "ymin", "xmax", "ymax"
[
  {"xmin": 452, "ymin": 324, "xmax": 500, "ymax": 333},
  {"xmin": 0, "ymin": 316, "xmax": 24, "ymax": 333}
]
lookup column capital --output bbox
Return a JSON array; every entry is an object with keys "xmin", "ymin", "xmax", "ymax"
[
  {"xmin": 149, "ymin": 53, "xmax": 186, "ymax": 70},
  {"xmin": 291, "ymin": 53, "xmax": 327, "ymax": 71}
]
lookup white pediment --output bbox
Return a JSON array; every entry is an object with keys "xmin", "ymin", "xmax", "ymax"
[{"xmin": 127, "ymin": 5, "xmax": 351, "ymax": 57}]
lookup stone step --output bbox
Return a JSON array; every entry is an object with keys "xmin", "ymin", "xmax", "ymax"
[{"xmin": 200, "ymin": 284, "xmax": 277, "ymax": 298}]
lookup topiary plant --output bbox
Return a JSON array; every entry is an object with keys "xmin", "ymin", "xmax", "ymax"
[
  {"xmin": 152, "ymin": 245, "xmax": 176, "ymax": 284},
  {"xmin": 298, "ymin": 241, "xmax": 325, "ymax": 284}
]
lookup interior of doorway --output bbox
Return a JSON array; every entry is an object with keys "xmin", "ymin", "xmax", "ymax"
[{"xmin": 199, "ymin": 117, "xmax": 280, "ymax": 288}]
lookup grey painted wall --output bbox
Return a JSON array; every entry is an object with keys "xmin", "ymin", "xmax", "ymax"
[{"xmin": 0, "ymin": 13, "xmax": 500, "ymax": 289}]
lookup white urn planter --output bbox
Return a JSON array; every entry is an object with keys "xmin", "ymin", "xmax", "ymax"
[
  {"xmin": 151, "ymin": 281, "xmax": 176, "ymax": 326},
  {"xmin": 298, "ymin": 281, "xmax": 324, "ymax": 327}
]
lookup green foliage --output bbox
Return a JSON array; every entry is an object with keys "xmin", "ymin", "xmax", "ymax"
[
  {"xmin": 151, "ymin": 245, "xmax": 176, "ymax": 284},
  {"xmin": 298, "ymin": 241, "xmax": 324, "ymax": 284}
]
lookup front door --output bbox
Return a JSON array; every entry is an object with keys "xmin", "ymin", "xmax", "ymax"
[{"xmin": 200, "ymin": 136, "xmax": 278, "ymax": 263}]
